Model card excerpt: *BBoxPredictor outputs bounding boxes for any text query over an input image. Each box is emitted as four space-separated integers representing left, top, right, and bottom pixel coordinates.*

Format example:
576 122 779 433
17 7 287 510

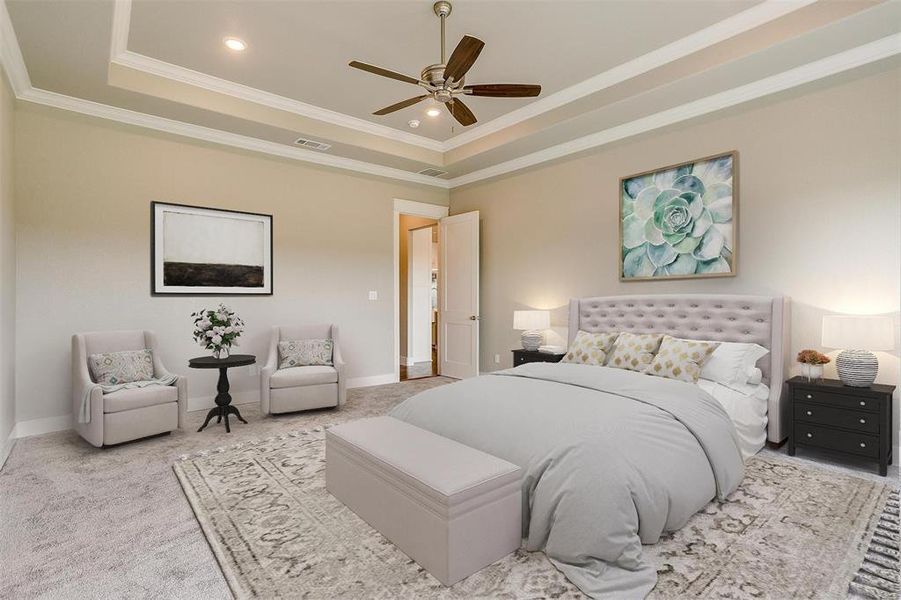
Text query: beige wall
449 67 900 446
14 103 447 424
0 68 15 454
398 214 437 361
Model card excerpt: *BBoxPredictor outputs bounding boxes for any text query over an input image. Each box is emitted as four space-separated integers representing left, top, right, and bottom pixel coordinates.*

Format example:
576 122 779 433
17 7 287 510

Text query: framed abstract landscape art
151 202 273 295
619 151 737 281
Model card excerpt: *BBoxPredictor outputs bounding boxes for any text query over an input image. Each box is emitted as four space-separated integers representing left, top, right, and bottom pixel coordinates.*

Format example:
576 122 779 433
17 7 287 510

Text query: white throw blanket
79 376 177 424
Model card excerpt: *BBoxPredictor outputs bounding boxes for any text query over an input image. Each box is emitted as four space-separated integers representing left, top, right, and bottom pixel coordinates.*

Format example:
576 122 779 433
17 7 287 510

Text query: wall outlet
368 290 378 300
494 354 500 364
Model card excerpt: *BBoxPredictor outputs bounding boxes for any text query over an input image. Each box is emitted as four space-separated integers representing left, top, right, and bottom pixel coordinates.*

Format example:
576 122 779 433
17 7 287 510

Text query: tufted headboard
568 294 791 443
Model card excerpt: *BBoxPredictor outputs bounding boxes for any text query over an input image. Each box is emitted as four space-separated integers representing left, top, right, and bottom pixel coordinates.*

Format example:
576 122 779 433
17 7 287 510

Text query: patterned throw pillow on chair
605 332 664 372
88 349 155 385
562 331 620 366
278 339 334 369
646 335 720 383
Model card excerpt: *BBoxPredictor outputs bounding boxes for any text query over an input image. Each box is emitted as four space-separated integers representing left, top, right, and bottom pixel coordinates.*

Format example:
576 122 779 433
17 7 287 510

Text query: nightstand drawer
512 350 564 366
792 389 879 412
794 402 878 434
793 424 879 458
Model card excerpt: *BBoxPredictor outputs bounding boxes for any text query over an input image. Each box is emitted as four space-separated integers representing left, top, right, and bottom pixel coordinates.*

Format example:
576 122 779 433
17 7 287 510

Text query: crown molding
109 1 444 153
448 34 901 188
3 0 896 192
112 50 448 154
441 0 817 151
109 0 131 58
0 0 30 95
18 87 450 189
108 0 815 157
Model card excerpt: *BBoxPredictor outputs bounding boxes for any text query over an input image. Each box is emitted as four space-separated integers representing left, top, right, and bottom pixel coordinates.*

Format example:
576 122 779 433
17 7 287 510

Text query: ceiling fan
349 1 541 127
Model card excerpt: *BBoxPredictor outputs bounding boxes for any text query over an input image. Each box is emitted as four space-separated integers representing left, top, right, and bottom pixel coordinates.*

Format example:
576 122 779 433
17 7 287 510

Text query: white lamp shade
821 315 894 351
513 310 550 331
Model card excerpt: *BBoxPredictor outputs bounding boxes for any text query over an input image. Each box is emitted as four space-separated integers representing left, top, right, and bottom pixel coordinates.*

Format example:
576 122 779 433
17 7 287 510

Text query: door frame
393 199 448 383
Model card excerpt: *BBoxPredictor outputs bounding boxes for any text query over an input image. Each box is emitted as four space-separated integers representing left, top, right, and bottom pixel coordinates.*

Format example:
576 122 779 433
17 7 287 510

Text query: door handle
469 315 480 320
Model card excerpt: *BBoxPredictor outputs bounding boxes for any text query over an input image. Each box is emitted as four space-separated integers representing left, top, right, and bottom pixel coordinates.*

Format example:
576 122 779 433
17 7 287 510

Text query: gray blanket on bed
389 362 744 598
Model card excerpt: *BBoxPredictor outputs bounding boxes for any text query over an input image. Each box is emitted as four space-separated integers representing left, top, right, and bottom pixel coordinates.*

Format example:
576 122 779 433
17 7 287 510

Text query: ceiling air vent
294 137 332 151
417 167 448 178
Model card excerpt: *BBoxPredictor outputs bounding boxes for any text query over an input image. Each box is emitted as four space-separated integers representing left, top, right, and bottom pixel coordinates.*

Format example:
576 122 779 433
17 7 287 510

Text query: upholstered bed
568 294 790 442
390 293 790 598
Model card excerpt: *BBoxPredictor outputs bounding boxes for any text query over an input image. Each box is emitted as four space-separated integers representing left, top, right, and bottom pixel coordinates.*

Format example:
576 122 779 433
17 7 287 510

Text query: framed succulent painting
619 151 737 281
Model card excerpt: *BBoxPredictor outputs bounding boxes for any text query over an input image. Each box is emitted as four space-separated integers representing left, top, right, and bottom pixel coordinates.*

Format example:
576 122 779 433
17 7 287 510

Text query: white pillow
746 367 763 386
699 342 769 387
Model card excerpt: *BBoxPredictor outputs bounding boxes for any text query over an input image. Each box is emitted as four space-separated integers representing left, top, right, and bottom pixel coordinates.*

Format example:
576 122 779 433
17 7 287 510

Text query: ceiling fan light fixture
223 37 247 52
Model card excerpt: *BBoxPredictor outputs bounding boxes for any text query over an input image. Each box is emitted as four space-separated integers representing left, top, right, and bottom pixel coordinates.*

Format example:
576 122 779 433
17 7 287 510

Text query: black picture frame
151 201 274 296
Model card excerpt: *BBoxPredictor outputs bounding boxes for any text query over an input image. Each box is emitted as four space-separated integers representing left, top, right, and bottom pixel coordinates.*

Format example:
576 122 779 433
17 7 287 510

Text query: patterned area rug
174 429 894 599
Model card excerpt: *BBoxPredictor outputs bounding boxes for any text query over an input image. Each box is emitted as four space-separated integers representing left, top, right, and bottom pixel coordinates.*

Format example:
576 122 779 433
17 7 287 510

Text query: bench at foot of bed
326 416 522 585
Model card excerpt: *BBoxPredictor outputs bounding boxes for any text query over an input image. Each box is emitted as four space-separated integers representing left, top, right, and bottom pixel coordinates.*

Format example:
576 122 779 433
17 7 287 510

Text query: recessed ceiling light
408 119 420 128
223 37 247 52
426 108 441 117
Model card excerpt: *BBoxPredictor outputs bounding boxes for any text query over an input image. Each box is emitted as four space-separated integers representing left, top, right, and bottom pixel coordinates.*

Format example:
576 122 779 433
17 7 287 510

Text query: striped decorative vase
520 331 543 351
835 349 878 387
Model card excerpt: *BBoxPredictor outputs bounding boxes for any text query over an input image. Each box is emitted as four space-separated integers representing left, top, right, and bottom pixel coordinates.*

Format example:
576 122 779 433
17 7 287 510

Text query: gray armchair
72 330 187 447
261 324 346 415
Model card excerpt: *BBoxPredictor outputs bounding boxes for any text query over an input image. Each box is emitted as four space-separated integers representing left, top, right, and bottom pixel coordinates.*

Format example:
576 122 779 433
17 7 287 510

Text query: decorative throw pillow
605 332 664 372
562 331 619 366
645 335 721 383
278 339 334 369
88 349 154 385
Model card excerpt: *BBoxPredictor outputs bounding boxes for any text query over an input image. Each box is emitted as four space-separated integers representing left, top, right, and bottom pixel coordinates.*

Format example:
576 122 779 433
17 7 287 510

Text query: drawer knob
806 433 812 438
860 442 866 448
860 419 866 424
806 394 812 399
860 401 866 407
806 411 812 416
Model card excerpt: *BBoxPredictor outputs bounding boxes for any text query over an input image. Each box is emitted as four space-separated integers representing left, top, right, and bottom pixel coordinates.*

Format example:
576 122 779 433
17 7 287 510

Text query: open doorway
399 216 439 381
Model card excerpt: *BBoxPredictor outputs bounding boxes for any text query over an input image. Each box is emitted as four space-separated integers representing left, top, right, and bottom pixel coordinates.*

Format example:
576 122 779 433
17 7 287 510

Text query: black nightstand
787 376 895 476
512 349 564 366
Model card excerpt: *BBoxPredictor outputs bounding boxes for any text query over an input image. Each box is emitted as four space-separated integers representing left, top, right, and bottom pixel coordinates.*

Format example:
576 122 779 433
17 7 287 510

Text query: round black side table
188 354 256 433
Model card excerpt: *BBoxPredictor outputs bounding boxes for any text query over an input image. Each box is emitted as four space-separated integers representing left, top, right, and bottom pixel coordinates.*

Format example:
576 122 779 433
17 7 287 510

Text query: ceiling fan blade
372 95 429 115
446 98 477 127
349 61 421 86
464 84 541 98
443 35 485 83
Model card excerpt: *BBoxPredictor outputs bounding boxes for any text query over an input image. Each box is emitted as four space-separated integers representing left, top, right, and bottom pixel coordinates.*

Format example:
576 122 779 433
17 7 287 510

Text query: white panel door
407 227 433 363
440 211 479 379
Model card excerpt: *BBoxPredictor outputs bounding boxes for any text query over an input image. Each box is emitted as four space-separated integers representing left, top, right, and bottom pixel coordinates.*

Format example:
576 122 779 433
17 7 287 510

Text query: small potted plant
192 303 245 359
797 349 830 382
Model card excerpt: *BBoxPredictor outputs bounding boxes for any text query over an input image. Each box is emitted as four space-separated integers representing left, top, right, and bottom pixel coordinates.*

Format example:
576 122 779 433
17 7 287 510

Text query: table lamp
513 310 550 351
821 315 894 387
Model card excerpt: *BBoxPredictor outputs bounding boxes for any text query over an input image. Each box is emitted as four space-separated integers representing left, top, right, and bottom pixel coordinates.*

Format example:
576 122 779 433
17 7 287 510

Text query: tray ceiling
3 0 899 187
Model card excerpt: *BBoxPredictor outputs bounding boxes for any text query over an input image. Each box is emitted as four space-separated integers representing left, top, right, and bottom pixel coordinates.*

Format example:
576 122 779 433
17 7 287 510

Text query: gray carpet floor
0 377 450 600
1 376 896 600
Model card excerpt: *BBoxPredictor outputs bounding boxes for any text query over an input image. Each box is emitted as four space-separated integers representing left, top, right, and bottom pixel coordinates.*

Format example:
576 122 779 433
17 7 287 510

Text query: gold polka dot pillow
605 332 664 372
645 335 720 383
562 331 620 366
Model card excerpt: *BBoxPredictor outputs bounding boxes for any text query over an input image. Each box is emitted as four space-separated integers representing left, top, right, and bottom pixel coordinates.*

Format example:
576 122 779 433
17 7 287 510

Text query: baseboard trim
399 356 415 367
6 373 405 442
12 414 73 439
348 373 397 388
0 430 15 471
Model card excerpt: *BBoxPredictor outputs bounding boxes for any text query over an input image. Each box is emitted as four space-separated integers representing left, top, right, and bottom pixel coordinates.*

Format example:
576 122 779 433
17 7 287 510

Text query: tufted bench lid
327 417 521 508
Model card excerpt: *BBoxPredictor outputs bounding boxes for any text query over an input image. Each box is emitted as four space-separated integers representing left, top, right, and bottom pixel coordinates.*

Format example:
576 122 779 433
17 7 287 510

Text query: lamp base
520 330 543 351
835 349 878 387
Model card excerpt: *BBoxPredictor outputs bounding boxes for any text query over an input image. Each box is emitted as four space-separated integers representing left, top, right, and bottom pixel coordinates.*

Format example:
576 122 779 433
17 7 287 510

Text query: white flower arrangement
192 303 245 358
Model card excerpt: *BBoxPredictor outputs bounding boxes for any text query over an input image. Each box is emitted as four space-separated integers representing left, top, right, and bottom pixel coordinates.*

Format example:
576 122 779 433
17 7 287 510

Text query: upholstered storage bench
326 416 522 586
